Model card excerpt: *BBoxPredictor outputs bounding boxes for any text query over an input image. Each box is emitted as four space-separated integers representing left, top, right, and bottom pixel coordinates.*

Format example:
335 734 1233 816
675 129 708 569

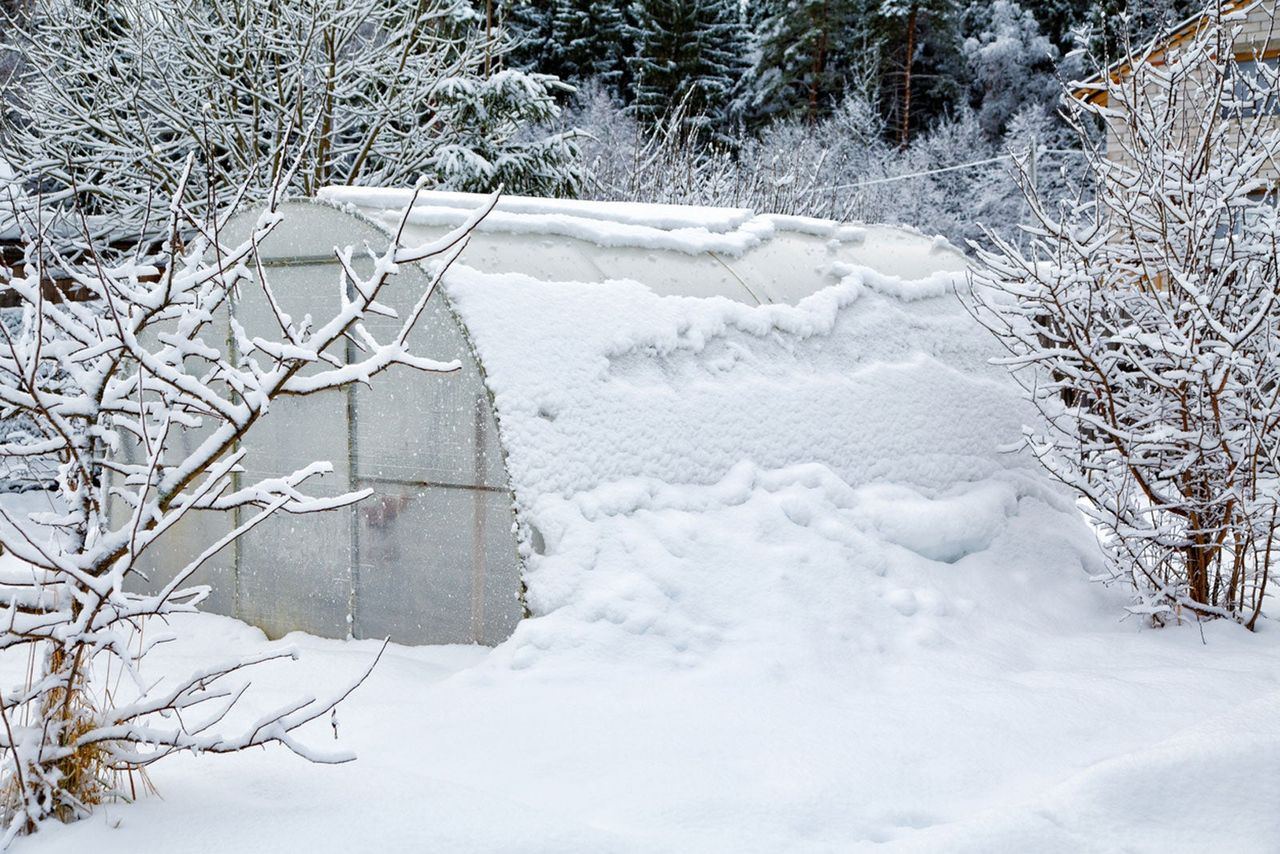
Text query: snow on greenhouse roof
304 188 1016 515
385 194 1076 677
317 188 967 304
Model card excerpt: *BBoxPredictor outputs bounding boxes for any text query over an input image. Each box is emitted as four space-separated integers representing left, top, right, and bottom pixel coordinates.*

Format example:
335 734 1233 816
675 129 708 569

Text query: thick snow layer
14 533 1280 852
11 197 1280 851
444 266 1021 512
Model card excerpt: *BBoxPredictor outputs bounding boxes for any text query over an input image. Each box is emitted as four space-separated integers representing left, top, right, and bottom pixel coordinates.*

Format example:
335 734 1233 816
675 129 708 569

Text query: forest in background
0 0 1210 247
491 0 1204 243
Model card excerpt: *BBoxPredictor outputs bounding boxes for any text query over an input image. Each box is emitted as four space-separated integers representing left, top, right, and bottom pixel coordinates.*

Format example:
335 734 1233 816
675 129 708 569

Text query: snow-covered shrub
567 82 1063 244
570 86 770 211
967 7 1280 625
0 163 487 838
0 0 578 249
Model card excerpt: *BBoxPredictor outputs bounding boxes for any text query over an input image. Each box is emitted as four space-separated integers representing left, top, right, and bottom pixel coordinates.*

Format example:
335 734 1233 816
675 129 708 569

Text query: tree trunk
899 3 918 148
808 1 831 122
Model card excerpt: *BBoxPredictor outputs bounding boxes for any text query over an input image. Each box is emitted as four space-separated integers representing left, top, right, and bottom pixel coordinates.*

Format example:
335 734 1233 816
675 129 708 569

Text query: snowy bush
967 7 1280 625
567 82 1072 245
0 0 578 250
0 163 487 838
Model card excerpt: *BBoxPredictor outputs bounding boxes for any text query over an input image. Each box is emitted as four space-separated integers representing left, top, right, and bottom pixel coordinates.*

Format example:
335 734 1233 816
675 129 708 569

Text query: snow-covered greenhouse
142 190 984 646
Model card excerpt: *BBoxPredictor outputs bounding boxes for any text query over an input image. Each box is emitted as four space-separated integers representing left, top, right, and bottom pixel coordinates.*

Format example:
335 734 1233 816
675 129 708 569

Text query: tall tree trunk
808 0 831 122
485 0 494 78
898 3 918 148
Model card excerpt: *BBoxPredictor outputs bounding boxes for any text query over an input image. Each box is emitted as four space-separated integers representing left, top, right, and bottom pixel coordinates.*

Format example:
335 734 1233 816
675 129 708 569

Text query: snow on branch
0 168 490 840
966 4 1280 627
0 0 576 252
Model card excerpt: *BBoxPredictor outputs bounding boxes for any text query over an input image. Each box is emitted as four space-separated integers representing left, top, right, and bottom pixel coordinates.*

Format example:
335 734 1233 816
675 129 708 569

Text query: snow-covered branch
966 6 1280 626
0 0 576 251
0 168 489 838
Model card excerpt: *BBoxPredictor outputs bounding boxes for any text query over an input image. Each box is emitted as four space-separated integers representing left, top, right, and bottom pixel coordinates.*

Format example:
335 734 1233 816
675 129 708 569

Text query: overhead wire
804 149 1084 194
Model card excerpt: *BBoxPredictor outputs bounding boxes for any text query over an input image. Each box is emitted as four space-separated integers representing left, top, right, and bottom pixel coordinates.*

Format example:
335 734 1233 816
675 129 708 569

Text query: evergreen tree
962 0 1058 137
554 0 630 96
878 0 965 147
500 0 556 72
739 0 875 125
628 0 748 133
1019 0 1097 55
502 0 630 100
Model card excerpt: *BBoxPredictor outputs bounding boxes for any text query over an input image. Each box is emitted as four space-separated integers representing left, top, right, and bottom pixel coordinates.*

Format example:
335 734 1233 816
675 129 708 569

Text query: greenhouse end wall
127 201 525 646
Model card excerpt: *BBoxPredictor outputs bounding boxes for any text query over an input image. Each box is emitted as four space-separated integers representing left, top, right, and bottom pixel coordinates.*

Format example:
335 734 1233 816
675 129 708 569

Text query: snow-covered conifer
961 0 1059 137
627 0 747 136
505 0 630 100
878 0 964 146
738 0 873 125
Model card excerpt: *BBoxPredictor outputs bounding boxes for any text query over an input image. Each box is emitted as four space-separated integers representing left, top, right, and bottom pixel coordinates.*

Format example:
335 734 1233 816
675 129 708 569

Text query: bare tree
966 5 1280 626
0 0 575 250
0 159 491 838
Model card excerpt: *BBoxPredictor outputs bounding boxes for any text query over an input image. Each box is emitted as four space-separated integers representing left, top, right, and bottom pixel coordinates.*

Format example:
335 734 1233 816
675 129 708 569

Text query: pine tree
961 0 1058 138
554 0 630 96
502 0 630 100
740 0 875 125
1019 0 1096 54
500 0 555 72
628 0 748 133
877 0 964 147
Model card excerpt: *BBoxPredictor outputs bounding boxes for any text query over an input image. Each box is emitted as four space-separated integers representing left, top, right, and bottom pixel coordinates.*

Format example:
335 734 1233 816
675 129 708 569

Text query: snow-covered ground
16 566 1280 852
10 200 1280 852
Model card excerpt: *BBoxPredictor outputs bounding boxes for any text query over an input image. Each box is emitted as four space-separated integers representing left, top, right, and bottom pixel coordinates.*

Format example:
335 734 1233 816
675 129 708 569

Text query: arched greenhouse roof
317 188 969 305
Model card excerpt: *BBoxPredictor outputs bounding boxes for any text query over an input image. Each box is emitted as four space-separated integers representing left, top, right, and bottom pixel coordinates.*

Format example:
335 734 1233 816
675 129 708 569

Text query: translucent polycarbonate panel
350 192 975 308
105 460 236 617
583 241 759 302
198 200 526 645
353 481 521 645
233 263 349 376
450 230 605 285
839 225 968 280
355 291 507 489
222 201 382 265
233 383 353 640
236 499 354 639
239 386 351 483
231 244 357 640
135 508 237 616
718 234 841 305
111 335 239 617
395 222 762 303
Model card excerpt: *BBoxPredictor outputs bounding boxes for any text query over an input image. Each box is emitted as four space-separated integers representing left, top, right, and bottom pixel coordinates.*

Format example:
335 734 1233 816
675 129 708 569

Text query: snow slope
11 198 1280 852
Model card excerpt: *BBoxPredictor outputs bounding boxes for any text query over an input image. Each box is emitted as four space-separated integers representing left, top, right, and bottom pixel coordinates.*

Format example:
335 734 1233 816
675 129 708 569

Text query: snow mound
432 213 1105 672
496 462 1094 673
446 270 1027 505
